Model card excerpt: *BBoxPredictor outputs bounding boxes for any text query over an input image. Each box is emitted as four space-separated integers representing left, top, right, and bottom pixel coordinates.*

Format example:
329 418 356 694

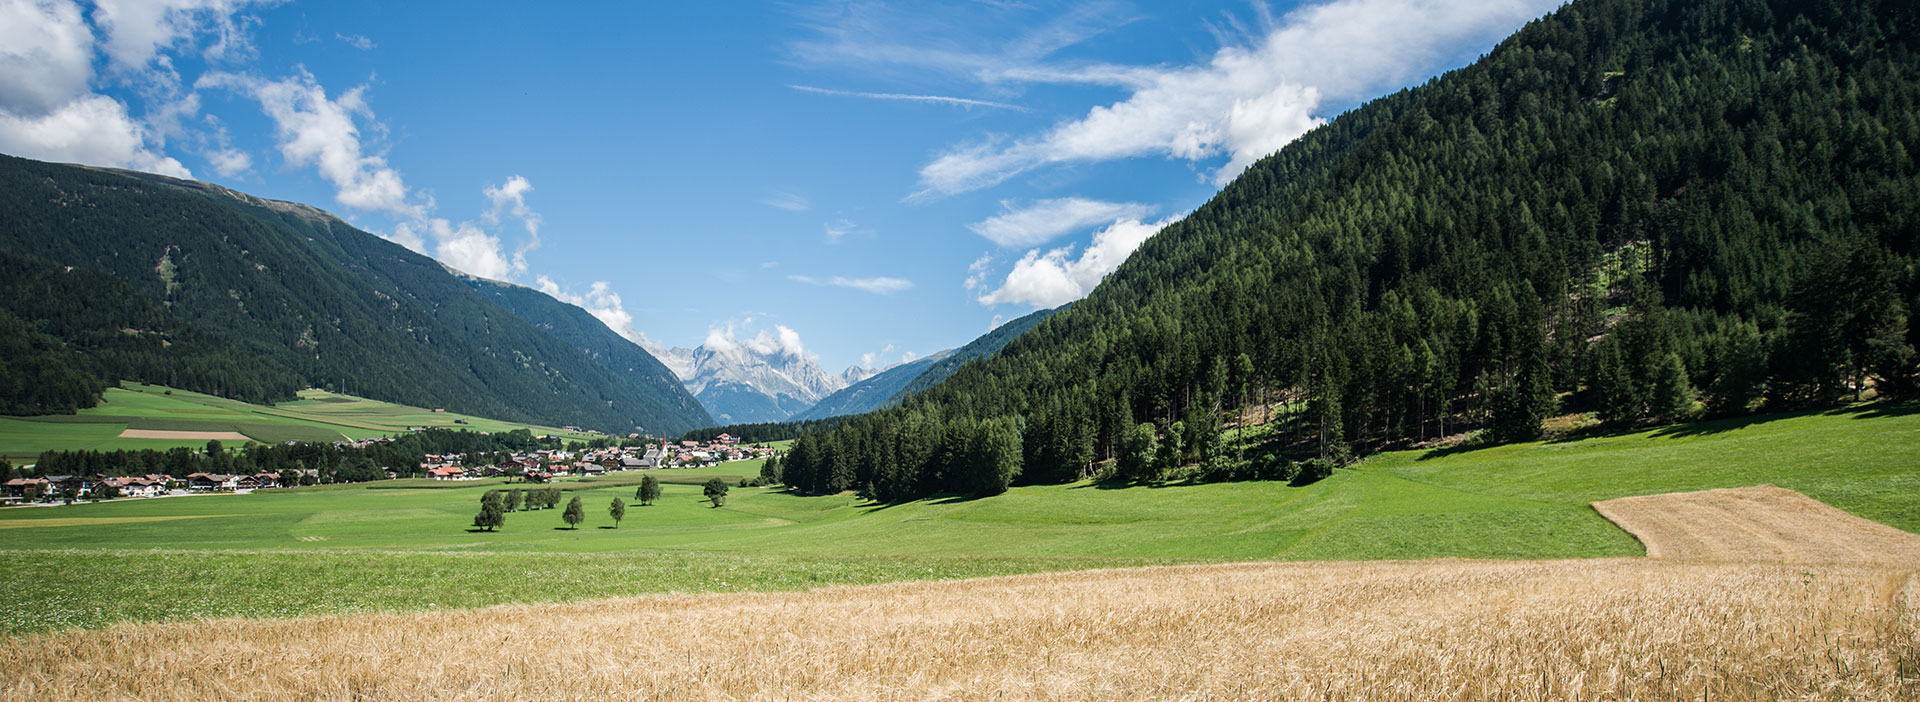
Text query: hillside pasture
0 383 601 459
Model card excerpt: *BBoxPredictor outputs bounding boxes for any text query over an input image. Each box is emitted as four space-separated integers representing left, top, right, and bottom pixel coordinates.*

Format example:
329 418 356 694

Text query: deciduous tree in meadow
562 496 585 529
638 475 660 506
702 478 729 508
473 490 505 532
609 497 626 528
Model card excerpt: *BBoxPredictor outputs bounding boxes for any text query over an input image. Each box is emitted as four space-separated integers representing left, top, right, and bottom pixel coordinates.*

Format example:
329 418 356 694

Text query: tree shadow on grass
463 528 495 533
596 526 618 530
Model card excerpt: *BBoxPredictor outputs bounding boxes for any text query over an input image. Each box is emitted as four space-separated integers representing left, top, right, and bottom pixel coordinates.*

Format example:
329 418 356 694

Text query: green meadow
0 403 1915 635
0 383 601 460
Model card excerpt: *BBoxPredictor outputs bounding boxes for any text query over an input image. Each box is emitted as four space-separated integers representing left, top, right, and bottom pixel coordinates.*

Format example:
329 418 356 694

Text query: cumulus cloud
0 0 95 116
704 322 809 359
914 0 1558 196
978 215 1177 307
484 174 542 271
967 197 1154 248
204 70 418 217
0 0 191 177
859 343 895 370
536 276 656 348
0 93 192 176
91 0 269 74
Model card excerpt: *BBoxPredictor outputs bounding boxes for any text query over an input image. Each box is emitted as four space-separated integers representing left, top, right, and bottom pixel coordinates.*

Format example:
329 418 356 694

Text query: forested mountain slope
463 277 714 433
792 352 950 421
0 155 712 434
794 306 1062 421
781 0 1920 502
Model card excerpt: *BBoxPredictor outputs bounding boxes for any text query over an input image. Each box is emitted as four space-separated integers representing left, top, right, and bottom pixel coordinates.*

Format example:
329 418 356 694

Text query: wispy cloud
967 197 1154 248
889 0 1561 197
764 191 811 212
831 276 913 294
790 85 1025 112
824 218 860 240
791 273 914 295
335 32 374 50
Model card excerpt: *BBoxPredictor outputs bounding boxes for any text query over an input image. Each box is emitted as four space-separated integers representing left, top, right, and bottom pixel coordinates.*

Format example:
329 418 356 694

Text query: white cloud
790 273 914 295
830 276 913 294
0 0 95 117
484 174 542 272
536 276 657 349
967 197 1154 248
764 191 810 212
859 343 895 369
204 70 419 217
963 253 992 294
0 94 191 177
978 215 1177 307
703 322 809 359
824 218 858 240
205 143 250 175
790 84 1025 111
335 32 374 50
0 0 189 177
91 0 269 75
915 0 1558 196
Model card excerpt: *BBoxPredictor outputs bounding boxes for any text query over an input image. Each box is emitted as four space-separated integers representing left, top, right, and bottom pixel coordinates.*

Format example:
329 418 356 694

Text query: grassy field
0 403 1915 635
0 383 602 460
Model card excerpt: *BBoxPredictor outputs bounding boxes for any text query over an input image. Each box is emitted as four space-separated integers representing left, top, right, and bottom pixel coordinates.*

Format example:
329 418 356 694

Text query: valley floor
0 403 1915 636
1 405 1916 698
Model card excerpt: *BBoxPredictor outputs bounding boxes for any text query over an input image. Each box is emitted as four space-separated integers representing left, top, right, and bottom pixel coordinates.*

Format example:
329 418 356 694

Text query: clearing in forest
1592 485 1920 566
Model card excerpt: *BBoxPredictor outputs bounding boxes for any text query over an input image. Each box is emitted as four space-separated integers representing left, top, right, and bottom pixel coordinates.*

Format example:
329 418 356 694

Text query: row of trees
763 0 1920 502
471 478 727 531
21 428 562 484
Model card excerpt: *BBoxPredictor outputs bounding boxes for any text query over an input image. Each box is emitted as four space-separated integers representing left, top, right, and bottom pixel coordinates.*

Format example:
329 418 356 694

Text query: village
0 434 770 505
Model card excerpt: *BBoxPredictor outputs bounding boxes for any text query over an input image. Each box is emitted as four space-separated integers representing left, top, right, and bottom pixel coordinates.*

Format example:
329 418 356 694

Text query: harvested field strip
114 429 250 441
4 559 1914 701
1593 485 1920 565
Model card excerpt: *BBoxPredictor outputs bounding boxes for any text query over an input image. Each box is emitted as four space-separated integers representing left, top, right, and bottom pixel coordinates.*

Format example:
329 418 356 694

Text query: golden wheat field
1592 485 1920 565
2 557 1914 701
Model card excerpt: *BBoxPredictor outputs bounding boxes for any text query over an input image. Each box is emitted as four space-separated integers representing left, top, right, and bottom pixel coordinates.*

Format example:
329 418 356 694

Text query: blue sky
1 0 1561 372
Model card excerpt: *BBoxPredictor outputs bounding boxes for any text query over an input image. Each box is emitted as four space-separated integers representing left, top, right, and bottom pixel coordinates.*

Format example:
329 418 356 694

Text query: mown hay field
4 558 1914 701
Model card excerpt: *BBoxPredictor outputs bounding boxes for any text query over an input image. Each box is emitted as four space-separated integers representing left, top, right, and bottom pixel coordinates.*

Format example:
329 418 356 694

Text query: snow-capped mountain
651 340 849 425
